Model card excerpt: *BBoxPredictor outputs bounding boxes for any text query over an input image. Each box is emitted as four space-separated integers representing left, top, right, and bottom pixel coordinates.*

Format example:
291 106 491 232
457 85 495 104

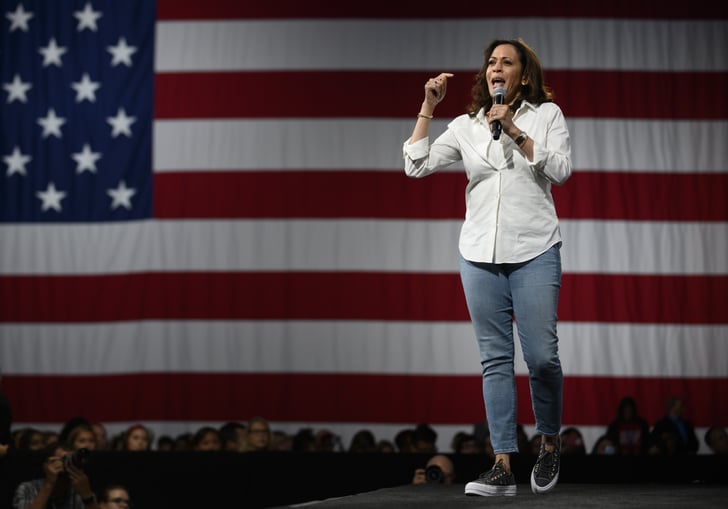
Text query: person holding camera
12 443 99 509
411 454 455 485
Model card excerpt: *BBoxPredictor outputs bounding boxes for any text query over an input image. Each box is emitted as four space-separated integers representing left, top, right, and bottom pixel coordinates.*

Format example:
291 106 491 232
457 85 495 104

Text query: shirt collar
475 99 538 126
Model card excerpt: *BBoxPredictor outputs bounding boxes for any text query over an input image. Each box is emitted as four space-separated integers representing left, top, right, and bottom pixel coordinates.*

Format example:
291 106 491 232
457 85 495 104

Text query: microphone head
493 86 506 103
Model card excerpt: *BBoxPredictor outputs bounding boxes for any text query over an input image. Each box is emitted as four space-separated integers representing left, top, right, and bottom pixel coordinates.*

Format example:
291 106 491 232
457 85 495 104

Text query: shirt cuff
403 137 430 160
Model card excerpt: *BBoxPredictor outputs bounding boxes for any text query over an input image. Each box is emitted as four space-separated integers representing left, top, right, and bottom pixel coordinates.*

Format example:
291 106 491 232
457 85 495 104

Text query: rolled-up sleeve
403 129 461 178
528 104 572 185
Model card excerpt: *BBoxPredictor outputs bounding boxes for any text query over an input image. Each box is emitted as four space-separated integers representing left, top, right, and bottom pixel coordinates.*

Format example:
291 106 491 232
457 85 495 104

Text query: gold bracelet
417 112 433 119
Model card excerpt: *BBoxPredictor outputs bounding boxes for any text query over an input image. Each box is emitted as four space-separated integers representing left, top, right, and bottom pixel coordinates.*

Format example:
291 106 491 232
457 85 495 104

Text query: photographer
12 443 99 509
411 454 455 485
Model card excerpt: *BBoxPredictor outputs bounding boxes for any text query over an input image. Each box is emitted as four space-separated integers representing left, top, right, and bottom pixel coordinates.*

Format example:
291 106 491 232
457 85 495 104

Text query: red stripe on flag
1 273 726 324
154 171 467 219
5 373 726 427
156 0 728 20
552 171 728 222
154 71 728 120
154 171 728 222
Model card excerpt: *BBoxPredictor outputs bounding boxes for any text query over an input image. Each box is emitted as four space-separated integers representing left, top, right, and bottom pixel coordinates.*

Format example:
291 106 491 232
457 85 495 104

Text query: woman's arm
408 73 454 145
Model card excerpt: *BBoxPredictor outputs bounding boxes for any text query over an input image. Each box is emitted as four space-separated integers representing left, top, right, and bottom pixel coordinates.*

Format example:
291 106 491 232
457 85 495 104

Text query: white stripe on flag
2 321 726 378
1 220 725 275
155 19 728 72
153 119 728 173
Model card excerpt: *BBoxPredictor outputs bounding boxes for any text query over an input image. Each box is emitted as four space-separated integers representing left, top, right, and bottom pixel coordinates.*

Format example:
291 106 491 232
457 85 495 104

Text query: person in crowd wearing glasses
240 416 271 452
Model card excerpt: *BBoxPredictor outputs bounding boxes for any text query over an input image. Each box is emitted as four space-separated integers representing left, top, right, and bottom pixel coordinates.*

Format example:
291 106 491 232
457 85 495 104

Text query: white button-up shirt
403 100 572 264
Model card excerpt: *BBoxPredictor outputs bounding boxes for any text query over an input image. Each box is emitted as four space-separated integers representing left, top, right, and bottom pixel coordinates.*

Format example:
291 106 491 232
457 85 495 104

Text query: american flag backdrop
1 0 727 452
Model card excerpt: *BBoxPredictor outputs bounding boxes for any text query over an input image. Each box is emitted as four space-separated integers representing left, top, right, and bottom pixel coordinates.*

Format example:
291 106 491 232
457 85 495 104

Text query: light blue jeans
459 244 563 454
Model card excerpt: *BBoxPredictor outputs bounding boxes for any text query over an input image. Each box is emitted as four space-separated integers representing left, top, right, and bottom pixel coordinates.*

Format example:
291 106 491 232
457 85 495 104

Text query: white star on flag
73 2 102 32
5 3 33 32
71 143 102 174
106 108 136 138
37 108 67 138
3 146 32 176
107 180 137 210
39 38 68 67
71 73 101 103
3 74 32 103
107 37 137 67
36 182 67 212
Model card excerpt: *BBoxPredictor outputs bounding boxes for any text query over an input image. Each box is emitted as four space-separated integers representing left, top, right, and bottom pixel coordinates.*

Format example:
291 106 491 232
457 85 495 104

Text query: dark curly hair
467 38 553 116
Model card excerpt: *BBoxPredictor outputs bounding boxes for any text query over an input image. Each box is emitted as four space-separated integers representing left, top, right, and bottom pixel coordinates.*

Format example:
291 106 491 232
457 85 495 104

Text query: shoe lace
479 460 503 480
535 446 559 477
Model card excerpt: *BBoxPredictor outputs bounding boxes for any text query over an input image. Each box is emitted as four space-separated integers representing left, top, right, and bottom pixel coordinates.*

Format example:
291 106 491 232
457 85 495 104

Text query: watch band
514 131 528 146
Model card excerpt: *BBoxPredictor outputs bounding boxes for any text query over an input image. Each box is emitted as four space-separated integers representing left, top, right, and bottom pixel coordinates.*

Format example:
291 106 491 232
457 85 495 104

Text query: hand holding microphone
490 86 506 140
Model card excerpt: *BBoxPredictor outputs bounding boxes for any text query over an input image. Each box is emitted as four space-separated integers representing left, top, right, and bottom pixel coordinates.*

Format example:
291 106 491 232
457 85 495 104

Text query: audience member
412 424 437 453
121 424 152 452
348 430 377 453
394 428 416 453
58 418 91 448
219 422 246 452
270 430 293 451
559 427 586 455
173 433 193 451
647 428 680 456
156 435 174 451
704 426 728 455
412 454 455 485
650 396 699 455
12 443 99 509
376 440 395 453
43 431 60 448
240 417 271 452
315 429 340 452
91 423 109 451
451 432 481 454
98 484 132 509
192 426 222 451
606 396 650 455
66 424 97 451
291 428 317 452
17 428 45 452
591 435 619 455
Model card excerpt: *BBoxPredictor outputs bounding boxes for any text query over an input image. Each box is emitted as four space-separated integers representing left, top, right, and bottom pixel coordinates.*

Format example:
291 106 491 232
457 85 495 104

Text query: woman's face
74 430 96 451
196 432 221 451
485 44 525 103
126 428 149 451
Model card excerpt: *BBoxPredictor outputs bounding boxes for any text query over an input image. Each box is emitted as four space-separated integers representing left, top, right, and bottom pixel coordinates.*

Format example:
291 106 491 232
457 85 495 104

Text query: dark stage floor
283 483 728 508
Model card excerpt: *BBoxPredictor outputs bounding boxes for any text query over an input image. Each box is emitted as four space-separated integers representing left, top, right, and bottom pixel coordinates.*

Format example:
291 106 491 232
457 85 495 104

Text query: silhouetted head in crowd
705 426 728 455
413 423 437 453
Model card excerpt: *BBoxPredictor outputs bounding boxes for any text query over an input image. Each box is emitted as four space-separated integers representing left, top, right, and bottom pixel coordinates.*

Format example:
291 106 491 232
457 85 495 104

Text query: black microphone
492 86 505 140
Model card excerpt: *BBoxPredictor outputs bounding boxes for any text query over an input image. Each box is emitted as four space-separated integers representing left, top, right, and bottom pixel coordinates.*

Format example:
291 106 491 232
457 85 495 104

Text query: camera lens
425 465 445 484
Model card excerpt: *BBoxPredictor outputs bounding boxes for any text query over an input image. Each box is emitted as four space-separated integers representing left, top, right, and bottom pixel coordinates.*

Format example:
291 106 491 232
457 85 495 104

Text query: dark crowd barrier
2 451 727 509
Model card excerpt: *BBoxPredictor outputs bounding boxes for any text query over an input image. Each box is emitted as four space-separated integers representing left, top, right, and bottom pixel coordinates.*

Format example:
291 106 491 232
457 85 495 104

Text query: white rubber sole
465 481 517 497
530 469 559 494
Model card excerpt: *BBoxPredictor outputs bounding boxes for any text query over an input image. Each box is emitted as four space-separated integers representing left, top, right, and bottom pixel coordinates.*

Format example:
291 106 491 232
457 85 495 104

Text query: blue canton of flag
1 0 154 222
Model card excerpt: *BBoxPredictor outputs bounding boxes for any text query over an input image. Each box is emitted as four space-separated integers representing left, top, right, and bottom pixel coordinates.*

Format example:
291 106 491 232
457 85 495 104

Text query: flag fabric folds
1 1 727 451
